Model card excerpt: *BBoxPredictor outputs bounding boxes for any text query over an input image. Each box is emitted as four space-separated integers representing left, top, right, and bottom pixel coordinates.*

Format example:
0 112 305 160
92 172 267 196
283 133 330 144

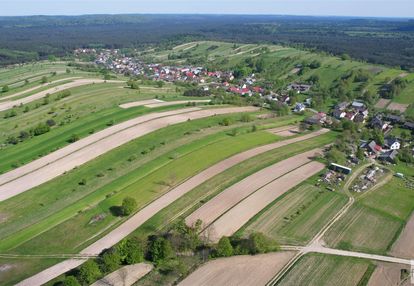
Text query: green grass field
324 176 414 254
277 253 373 286
244 184 348 245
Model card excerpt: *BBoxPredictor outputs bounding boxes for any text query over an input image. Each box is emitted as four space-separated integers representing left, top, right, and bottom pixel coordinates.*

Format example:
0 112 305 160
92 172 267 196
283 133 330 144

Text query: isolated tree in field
2 85 9 93
77 260 101 285
121 197 137 216
216 237 233 257
41 76 48 84
63 276 80 286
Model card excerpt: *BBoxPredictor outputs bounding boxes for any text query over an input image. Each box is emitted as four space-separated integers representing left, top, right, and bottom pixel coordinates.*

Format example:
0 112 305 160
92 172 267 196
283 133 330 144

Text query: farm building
330 163 352 175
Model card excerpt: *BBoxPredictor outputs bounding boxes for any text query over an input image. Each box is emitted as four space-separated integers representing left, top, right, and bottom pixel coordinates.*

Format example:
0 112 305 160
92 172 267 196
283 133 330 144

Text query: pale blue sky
1 0 413 18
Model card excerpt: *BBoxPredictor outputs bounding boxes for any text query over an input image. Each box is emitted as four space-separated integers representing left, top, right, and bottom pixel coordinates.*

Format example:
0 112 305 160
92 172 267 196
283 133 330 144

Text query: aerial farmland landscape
0 1 413 286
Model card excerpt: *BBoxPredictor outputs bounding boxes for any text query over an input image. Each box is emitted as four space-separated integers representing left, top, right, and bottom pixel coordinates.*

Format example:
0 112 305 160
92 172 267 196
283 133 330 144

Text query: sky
0 0 413 18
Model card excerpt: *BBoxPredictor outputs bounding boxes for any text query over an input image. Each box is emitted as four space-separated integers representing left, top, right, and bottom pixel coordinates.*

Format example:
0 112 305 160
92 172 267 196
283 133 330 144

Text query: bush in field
62 276 80 286
99 248 121 273
220 117 233 126
2 85 9 93
247 232 280 254
240 114 253 122
215 237 233 257
41 76 48 84
32 123 50 136
46 119 56 126
68 134 80 143
118 237 146 264
77 260 101 285
121 197 137 216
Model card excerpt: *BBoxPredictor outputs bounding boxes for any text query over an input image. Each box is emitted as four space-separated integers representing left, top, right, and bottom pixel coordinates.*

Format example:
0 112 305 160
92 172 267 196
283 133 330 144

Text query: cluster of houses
371 113 414 134
360 137 401 163
332 101 369 123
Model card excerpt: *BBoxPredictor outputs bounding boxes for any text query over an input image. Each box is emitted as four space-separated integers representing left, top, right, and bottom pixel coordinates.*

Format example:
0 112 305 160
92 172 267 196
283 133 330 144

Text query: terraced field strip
204 161 326 242
16 129 329 286
0 106 257 201
0 77 82 101
0 79 124 112
119 99 211 109
178 252 296 286
186 149 320 229
92 263 153 286
390 212 414 259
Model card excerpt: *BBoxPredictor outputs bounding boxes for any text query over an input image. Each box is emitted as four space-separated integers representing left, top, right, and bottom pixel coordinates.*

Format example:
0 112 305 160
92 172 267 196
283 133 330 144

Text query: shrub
216 237 233 257
121 197 137 216
78 179 87 186
2 85 9 93
148 237 175 264
68 134 80 143
46 119 56 126
118 237 145 264
99 249 121 273
240 114 253 122
62 276 80 286
77 260 101 285
32 123 50 136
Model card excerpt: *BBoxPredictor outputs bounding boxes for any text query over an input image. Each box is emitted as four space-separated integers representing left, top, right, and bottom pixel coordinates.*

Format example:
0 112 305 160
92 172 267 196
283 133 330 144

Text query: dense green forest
0 15 413 68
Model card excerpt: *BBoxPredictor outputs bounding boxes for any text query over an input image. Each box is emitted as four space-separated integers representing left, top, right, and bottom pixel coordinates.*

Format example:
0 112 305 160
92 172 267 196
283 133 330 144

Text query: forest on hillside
0 15 413 69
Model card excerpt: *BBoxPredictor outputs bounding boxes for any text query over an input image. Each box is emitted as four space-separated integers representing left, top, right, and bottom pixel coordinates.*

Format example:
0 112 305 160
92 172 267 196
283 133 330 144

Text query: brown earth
178 252 296 286
91 263 153 286
204 161 326 242
390 212 414 259
367 262 411 286
374 99 391 109
387 102 409 113
186 148 321 228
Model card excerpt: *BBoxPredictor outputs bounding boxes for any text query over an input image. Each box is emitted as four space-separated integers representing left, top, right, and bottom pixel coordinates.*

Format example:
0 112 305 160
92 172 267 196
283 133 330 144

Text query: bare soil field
374 99 391 109
390 212 414 259
204 161 325 242
178 252 296 286
0 106 257 201
266 125 299 137
0 79 123 112
186 148 321 228
92 263 153 286
368 262 411 286
16 129 329 286
119 99 162 108
387 102 409 113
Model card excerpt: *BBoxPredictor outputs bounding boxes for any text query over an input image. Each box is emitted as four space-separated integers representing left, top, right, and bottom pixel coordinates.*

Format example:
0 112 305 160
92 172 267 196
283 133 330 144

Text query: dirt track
15 129 329 286
120 99 211 109
186 149 321 228
178 252 296 286
390 212 414 259
0 79 123 112
0 106 257 201
204 161 325 242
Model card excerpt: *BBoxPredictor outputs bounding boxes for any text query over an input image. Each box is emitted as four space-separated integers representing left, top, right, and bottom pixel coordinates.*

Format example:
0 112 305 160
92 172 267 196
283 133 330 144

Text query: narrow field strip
0 79 123 112
0 106 257 201
119 99 211 109
204 161 326 242
119 99 163 108
178 252 296 286
0 77 82 101
15 130 329 286
186 148 320 229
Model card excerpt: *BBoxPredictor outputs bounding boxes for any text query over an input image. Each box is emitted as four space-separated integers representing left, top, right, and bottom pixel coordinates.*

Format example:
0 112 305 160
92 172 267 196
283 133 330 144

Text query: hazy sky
1 0 413 18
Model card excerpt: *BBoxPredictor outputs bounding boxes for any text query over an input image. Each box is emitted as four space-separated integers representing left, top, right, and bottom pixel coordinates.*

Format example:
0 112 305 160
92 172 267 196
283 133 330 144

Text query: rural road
0 106 257 201
0 78 123 112
15 129 329 286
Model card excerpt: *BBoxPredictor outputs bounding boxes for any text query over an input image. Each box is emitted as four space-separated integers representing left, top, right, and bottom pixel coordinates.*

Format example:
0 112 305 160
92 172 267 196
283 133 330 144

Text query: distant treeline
0 15 413 68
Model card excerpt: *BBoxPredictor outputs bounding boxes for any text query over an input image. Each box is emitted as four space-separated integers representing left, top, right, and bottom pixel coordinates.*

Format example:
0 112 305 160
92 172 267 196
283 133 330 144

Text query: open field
92 263 153 286
0 79 124 112
0 106 257 201
8 130 334 285
244 185 348 245
390 213 414 259
186 148 322 229
179 252 296 286
0 113 278 253
277 253 373 286
204 161 326 242
324 176 414 254
367 262 411 286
